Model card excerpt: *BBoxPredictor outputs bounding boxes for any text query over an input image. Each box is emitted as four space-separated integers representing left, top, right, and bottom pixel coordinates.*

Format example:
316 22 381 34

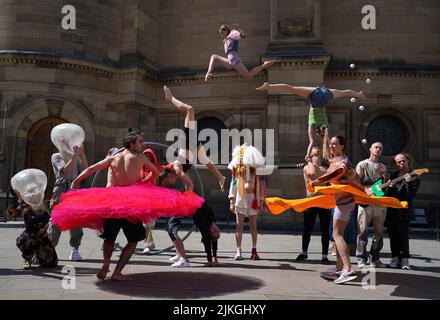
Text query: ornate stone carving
278 18 313 37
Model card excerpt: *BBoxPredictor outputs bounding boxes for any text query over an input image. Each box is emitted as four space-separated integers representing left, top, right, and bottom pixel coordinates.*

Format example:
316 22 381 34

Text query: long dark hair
333 135 346 151
328 135 347 161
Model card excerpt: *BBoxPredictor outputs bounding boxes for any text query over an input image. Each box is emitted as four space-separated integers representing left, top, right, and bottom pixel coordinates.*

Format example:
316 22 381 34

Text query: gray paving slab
1 223 439 300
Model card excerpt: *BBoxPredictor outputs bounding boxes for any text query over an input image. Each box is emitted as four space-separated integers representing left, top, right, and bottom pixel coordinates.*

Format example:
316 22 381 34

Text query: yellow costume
265 184 408 215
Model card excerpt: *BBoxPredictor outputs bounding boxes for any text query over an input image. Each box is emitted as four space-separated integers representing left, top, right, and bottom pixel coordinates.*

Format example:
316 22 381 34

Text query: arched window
365 115 409 156
196 116 226 158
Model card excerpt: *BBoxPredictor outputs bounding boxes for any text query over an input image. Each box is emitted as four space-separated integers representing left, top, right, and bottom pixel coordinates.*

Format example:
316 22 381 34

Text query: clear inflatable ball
51 123 85 157
11 169 47 207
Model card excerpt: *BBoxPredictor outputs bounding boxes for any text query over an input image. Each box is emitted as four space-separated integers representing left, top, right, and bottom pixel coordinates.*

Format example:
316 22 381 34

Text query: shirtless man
296 146 331 264
71 129 159 281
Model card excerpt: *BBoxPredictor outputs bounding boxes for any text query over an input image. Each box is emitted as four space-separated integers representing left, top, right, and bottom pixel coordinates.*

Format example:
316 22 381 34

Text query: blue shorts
308 87 334 109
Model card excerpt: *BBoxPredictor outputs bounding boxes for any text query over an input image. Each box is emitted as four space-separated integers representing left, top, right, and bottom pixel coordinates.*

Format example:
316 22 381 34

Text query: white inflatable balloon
11 169 47 207
228 144 266 170
51 123 85 157
243 146 266 168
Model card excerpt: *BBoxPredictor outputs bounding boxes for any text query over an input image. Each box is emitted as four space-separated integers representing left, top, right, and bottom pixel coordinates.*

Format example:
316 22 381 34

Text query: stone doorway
26 118 65 198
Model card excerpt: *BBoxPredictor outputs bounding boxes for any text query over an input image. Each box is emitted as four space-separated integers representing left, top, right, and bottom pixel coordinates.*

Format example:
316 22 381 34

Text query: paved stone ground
1 222 439 300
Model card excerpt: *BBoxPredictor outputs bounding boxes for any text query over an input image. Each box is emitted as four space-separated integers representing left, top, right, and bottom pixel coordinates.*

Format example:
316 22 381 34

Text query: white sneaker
234 248 243 260
171 258 190 268
31 255 39 266
389 257 400 268
22 260 31 270
334 270 357 284
370 259 386 268
169 254 180 263
142 247 151 254
401 258 411 270
144 242 155 250
69 249 83 261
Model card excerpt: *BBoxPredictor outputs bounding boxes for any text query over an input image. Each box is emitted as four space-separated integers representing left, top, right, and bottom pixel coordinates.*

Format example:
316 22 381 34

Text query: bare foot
111 273 131 281
218 175 226 192
357 91 367 100
205 73 213 82
256 82 270 91
96 264 110 280
263 60 277 68
163 85 173 101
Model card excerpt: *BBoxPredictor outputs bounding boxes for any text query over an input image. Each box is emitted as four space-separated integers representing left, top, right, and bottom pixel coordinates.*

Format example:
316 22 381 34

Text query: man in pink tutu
71 129 159 281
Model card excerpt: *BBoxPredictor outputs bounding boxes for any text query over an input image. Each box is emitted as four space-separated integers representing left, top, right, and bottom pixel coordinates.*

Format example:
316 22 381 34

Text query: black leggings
192 202 218 262
386 209 410 259
201 234 218 262
302 207 331 255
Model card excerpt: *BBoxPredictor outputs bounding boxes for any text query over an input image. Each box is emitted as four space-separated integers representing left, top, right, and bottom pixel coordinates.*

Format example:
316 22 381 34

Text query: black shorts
100 218 145 243
167 217 182 241
181 127 202 172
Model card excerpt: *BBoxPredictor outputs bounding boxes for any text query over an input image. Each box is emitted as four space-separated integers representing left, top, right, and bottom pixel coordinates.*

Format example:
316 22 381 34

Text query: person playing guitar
386 153 424 271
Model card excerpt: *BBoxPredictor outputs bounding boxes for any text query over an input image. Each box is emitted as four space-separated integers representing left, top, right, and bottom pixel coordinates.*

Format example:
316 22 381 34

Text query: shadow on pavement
96 271 264 299
375 271 440 299
0 267 64 281
60 257 308 271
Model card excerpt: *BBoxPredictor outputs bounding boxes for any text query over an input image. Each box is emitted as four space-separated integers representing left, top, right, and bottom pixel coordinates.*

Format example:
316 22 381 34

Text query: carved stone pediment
270 0 321 41
278 18 313 37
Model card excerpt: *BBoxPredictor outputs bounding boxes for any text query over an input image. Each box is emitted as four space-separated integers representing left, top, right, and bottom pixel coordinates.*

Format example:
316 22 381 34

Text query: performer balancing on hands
164 85 226 192
257 82 367 161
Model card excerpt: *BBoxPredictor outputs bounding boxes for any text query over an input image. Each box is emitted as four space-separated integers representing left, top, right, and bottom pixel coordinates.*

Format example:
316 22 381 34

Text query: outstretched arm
172 161 193 191
232 23 246 38
305 127 315 160
71 157 113 189
330 89 367 100
256 82 315 98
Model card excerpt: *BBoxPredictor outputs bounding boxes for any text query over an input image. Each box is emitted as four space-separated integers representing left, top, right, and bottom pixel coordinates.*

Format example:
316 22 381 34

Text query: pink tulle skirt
51 183 205 231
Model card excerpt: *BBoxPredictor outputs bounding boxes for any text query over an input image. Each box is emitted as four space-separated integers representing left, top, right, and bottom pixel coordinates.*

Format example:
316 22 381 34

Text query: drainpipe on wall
0 98 7 155
4 98 18 212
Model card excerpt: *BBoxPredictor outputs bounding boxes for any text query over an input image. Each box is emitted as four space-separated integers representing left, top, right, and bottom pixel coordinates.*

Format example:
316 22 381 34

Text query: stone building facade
1 0 439 229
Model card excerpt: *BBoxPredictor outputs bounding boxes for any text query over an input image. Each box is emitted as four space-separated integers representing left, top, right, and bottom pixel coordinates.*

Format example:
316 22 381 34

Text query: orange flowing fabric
265 184 408 215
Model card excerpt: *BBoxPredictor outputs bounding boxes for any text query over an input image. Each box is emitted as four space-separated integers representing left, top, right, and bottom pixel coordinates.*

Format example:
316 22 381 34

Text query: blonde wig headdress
228 144 265 199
